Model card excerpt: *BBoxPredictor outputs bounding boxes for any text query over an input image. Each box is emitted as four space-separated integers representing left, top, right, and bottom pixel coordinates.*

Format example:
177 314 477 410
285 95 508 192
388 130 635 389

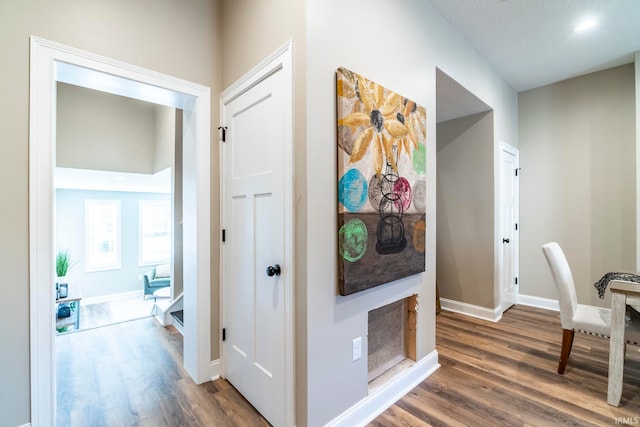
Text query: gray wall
0 1 220 425
437 111 495 309
56 189 171 299
519 64 636 308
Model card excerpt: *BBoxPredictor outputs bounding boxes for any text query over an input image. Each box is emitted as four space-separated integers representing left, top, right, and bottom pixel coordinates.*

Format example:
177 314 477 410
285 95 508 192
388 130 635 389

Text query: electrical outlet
352 337 362 362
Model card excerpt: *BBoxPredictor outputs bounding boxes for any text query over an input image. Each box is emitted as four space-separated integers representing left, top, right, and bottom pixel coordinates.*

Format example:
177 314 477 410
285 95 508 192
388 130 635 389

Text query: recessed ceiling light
574 18 597 33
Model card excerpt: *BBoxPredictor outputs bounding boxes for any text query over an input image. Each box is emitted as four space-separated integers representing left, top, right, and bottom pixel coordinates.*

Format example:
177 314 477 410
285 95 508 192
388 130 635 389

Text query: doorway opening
54 83 178 334
29 37 211 424
435 68 511 320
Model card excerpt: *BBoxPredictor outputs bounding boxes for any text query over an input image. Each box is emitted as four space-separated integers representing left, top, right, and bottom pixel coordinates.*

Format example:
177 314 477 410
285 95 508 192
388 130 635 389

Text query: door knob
266 264 281 277
503 238 510 243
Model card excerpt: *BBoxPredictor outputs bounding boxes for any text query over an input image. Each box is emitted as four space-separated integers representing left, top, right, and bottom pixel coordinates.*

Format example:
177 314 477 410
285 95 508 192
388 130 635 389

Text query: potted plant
56 250 77 285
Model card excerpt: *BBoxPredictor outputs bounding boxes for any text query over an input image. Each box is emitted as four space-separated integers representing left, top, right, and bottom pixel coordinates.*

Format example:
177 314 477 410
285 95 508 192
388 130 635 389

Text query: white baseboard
210 359 221 381
17 423 31 427
440 298 502 322
518 294 559 311
325 350 439 427
82 289 143 305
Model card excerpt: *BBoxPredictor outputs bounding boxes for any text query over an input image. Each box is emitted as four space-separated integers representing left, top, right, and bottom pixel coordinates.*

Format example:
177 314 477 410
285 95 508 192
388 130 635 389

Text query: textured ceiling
430 0 640 92
436 69 491 123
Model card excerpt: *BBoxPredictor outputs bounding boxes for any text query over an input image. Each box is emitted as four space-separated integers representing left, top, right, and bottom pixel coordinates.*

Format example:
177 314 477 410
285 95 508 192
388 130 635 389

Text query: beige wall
0 1 220 424
57 83 156 173
154 105 176 173
519 64 636 308
221 0 308 424
305 0 516 424
437 111 495 309
173 110 184 297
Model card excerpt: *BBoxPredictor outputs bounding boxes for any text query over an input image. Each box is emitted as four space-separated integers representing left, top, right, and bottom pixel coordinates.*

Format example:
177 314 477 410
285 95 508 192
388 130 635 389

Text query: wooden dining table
607 280 640 406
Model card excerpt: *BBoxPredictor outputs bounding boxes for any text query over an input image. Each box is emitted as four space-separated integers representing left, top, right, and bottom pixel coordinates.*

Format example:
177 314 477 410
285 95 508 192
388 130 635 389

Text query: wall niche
368 294 418 388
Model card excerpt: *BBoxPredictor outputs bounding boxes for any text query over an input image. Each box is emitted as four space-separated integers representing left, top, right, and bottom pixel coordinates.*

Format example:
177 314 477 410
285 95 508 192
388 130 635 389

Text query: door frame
497 141 519 312
29 36 211 425
219 40 294 426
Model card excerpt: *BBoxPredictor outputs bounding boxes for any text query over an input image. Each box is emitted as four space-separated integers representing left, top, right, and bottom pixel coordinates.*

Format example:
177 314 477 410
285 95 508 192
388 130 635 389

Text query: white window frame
84 199 121 272
138 199 172 266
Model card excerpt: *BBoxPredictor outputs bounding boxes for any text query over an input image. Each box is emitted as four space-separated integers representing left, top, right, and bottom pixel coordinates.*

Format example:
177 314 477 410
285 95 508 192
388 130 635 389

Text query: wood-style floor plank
371 305 640 426
56 317 270 427
57 305 640 426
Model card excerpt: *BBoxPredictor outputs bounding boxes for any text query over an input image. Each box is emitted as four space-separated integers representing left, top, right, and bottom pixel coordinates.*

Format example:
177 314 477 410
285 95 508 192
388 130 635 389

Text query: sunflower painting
337 67 426 296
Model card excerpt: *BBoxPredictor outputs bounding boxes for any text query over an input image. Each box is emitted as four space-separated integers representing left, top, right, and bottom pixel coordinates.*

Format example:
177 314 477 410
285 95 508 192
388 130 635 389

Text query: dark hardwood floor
371 305 640 426
56 317 270 427
56 305 640 426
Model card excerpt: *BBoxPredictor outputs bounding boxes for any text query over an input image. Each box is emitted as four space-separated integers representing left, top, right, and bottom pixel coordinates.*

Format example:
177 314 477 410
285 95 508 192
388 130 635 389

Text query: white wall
56 189 170 299
519 64 636 308
306 0 517 424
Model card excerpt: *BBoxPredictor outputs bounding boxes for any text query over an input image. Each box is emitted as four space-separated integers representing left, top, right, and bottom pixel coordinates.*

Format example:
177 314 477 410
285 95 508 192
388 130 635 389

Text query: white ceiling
429 0 640 92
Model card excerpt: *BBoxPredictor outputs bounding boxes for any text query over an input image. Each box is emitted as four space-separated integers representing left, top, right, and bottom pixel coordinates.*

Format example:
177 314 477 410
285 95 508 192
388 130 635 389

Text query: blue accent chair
143 266 171 299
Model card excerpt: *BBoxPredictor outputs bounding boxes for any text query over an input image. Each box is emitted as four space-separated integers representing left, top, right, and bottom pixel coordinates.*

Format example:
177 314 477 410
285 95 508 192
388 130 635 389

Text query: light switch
352 337 362 362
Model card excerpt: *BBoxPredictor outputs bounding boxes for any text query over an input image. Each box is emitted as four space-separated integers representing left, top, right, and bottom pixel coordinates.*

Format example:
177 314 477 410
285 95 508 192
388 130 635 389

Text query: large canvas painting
337 67 426 296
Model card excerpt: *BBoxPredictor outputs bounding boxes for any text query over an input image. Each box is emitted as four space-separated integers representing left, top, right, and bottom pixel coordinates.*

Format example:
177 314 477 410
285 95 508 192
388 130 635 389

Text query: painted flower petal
381 93 402 116
374 83 384 106
406 121 419 149
350 127 374 163
384 120 409 138
373 132 384 176
357 76 375 113
339 112 370 128
403 100 416 117
338 79 357 98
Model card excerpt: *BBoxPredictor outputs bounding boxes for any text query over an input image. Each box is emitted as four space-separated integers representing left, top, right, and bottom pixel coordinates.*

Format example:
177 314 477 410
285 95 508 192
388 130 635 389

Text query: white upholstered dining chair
541 242 640 374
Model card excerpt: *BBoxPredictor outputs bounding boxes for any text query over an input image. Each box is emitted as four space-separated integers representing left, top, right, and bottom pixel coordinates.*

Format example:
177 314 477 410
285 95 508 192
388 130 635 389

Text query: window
139 199 171 266
85 199 121 272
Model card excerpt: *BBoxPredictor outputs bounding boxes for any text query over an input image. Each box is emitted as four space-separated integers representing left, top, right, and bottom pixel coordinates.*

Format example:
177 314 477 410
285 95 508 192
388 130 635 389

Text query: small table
56 294 82 331
607 280 640 406
153 287 171 301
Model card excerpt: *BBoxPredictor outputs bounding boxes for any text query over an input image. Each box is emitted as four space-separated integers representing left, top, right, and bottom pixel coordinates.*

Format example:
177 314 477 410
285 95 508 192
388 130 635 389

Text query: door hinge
515 277 518 285
222 229 226 242
222 328 226 341
515 167 521 176
515 223 518 231
217 126 227 142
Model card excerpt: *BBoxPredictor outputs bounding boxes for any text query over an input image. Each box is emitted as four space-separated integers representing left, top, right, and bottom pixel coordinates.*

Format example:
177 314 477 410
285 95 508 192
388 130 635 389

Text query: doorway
54 83 176 333
499 142 519 312
29 37 211 424
435 68 514 320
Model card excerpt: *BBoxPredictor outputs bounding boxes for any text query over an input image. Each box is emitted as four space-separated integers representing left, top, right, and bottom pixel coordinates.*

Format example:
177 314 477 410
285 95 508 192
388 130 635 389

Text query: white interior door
500 143 519 312
221 44 292 427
